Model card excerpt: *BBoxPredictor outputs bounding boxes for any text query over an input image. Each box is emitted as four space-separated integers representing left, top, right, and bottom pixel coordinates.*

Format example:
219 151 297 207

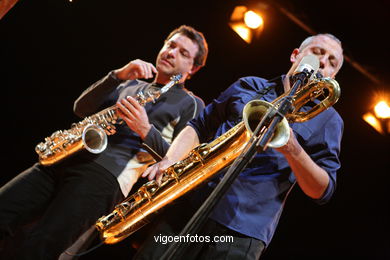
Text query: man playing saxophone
0 25 208 259
138 33 344 259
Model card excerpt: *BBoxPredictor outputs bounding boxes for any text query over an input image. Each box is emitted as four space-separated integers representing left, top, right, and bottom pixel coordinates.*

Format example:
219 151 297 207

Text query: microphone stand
257 72 308 151
161 71 311 260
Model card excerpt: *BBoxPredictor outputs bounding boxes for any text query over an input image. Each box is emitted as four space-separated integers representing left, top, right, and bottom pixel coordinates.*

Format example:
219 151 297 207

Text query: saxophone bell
82 124 108 154
243 100 290 148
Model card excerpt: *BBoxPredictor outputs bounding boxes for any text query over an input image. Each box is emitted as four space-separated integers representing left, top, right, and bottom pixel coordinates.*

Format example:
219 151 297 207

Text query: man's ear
189 65 201 76
290 48 300 63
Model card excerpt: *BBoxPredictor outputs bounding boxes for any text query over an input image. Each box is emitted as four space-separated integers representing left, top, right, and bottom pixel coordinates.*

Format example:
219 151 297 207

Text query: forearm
141 125 170 161
283 145 329 199
74 72 121 117
165 126 200 163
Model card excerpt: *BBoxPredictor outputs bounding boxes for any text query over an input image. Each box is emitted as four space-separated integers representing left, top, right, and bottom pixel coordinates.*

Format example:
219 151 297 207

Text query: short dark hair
299 33 343 51
165 25 208 68
299 33 344 68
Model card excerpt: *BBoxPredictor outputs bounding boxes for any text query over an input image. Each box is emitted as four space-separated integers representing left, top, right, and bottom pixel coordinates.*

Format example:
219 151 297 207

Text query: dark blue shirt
187 76 343 245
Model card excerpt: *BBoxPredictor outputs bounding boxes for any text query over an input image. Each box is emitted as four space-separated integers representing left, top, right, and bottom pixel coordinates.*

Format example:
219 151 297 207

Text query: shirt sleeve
173 95 205 139
188 77 267 143
142 94 205 161
73 71 123 117
308 110 344 204
141 125 170 161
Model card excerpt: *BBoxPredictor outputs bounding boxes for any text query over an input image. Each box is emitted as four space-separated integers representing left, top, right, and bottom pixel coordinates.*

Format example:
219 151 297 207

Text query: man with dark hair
165 25 208 69
0 25 208 259
140 33 344 259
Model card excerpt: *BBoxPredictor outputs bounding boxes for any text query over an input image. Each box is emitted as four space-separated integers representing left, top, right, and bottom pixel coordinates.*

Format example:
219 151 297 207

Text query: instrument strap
245 75 280 102
251 85 274 101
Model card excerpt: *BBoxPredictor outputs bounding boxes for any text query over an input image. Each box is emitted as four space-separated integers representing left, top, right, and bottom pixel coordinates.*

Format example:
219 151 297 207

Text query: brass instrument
95 77 340 244
36 74 182 166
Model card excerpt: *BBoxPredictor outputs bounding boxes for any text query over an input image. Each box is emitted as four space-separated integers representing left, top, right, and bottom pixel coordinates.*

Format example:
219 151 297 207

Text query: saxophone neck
137 74 183 105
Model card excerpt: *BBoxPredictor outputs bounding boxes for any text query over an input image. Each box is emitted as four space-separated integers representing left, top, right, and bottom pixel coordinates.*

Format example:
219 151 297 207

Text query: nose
318 55 328 69
167 47 178 58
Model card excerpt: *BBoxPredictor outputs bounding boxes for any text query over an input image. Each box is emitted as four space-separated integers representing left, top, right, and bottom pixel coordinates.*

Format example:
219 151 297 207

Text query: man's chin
158 67 180 77
157 64 173 73
157 60 174 69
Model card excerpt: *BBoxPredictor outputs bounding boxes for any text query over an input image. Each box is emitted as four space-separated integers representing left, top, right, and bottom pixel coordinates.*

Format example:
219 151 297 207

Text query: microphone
277 54 319 117
292 54 320 84
256 57 318 150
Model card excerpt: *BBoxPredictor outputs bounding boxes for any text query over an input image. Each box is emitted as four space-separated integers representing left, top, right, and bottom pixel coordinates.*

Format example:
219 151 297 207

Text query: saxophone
95 76 341 244
35 74 182 166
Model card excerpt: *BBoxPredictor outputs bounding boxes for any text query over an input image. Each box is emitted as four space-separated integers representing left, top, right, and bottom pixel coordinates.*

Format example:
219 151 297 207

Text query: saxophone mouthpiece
160 74 183 94
315 71 323 79
171 73 182 83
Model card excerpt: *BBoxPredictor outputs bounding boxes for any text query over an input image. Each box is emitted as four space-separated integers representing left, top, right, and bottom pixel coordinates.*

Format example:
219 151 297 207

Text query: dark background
1 0 389 259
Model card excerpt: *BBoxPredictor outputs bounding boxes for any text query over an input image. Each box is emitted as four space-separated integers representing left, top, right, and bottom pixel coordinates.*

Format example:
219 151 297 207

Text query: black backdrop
1 0 389 259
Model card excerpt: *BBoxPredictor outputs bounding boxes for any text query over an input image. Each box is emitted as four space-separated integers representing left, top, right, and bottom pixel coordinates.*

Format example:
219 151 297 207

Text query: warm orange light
230 24 252 43
230 6 247 21
363 112 384 134
229 5 265 44
244 11 264 29
374 101 390 119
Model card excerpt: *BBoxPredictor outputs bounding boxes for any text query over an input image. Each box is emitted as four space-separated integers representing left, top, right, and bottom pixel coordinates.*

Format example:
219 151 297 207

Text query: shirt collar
267 75 286 96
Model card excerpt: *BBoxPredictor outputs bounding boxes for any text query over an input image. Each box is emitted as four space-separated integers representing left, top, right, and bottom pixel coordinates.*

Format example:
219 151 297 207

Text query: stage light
230 24 251 43
374 101 390 118
363 99 390 135
244 11 264 29
229 5 266 44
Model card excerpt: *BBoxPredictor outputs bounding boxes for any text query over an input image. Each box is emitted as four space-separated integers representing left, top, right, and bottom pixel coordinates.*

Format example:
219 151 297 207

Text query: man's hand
115 59 157 80
117 96 151 139
142 158 174 185
275 127 329 199
274 128 303 156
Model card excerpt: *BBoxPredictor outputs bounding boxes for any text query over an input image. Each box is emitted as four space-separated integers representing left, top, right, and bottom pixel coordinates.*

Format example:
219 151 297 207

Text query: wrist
282 144 304 160
140 124 152 140
110 70 124 81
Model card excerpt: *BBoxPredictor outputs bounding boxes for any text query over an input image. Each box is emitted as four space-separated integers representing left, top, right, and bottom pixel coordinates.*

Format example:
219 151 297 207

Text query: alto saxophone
96 76 341 244
35 74 182 166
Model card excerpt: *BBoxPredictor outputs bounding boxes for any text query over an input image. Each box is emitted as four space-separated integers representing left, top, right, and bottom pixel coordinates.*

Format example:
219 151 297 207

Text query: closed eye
180 49 191 58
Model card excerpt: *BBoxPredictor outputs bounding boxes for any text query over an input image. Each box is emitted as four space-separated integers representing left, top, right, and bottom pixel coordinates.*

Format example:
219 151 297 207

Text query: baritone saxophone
96 76 341 244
